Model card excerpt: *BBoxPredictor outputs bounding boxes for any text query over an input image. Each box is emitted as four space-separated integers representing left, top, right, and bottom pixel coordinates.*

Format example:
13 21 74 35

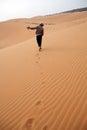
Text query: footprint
43 125 47 130
18 118 34 130
35 52 40 64
35 100 41 106
36 61 38 63
36 53 39 57
24 118 34 130
42 81 45 84
38 56 40 59
35 100 44 114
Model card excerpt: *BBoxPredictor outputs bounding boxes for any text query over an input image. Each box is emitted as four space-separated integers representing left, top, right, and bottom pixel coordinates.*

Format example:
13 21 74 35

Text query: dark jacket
30 25 44 36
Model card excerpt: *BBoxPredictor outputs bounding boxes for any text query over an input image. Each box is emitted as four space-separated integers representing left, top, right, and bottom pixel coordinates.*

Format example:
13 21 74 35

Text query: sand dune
0 20 34 48
0 11 87 130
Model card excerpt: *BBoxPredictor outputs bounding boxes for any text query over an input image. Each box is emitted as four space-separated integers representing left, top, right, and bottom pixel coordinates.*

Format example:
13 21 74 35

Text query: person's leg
36 35 42 51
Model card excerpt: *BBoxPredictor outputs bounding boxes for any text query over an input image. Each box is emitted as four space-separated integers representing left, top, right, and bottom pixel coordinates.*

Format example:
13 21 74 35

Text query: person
27 23 44 51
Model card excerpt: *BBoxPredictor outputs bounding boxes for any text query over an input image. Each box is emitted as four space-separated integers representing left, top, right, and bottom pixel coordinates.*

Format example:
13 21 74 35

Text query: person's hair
40 23 44 26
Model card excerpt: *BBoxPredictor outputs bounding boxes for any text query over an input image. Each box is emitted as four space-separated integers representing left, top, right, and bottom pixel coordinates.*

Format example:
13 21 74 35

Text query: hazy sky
0 0 87 21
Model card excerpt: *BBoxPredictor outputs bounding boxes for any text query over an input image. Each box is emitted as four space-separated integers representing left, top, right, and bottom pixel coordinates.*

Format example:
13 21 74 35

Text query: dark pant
36 35 42 47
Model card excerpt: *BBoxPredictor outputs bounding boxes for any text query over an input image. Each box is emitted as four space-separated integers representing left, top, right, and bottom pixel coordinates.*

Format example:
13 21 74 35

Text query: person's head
40 23 44 26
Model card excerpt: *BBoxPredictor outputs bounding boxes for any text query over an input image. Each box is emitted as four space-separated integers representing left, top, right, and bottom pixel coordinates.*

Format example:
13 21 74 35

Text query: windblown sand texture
0 11 87 130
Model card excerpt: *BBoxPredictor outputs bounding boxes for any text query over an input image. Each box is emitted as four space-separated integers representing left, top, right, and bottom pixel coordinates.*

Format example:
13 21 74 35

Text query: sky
0 0 87 21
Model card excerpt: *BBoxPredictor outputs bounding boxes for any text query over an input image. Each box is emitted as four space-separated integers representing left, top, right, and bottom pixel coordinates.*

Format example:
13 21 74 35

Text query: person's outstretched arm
27 26 37 30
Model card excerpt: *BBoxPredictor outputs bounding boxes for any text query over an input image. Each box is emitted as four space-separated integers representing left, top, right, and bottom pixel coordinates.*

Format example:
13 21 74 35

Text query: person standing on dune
27 23 44 51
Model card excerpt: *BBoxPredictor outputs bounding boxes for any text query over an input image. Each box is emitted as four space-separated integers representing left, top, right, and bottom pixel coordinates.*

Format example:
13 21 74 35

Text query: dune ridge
0 11 87 130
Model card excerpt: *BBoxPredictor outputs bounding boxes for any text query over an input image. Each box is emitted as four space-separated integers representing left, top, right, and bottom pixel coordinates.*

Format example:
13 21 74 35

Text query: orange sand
0 11 87 130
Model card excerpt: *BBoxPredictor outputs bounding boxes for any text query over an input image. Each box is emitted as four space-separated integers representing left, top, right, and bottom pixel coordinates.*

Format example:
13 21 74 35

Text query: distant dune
62 7 87 13
0 11 87 130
